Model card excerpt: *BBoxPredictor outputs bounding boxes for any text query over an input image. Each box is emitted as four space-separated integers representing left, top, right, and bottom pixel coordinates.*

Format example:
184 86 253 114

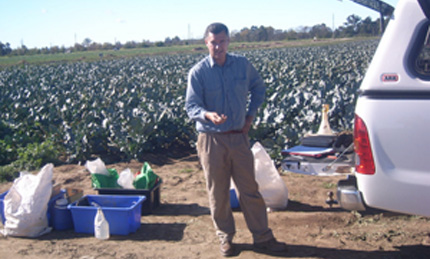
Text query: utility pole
332 13 335 38
188 24 192 40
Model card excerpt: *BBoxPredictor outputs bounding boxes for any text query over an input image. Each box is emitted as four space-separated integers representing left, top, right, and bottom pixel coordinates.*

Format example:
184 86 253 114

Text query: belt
221 130 243 134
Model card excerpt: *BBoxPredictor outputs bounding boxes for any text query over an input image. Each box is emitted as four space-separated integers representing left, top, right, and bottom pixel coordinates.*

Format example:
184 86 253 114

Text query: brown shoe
254 238 288 252
220 240 235 257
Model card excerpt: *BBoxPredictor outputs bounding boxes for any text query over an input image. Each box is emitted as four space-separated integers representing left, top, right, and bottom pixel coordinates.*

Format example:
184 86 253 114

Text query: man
185 22 288 256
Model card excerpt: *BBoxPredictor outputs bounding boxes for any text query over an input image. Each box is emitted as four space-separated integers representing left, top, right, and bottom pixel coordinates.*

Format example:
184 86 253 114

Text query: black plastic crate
95 181 161 215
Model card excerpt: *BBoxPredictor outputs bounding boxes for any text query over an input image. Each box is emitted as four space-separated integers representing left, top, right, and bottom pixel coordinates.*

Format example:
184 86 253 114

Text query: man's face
205 31 230 65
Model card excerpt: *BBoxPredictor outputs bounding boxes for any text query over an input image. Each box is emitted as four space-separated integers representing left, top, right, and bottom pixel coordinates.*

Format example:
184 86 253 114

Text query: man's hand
205 112 227 125
241 115 254 134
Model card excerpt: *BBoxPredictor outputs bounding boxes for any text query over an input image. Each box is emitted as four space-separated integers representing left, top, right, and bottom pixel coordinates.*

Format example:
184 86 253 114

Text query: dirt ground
1 152 430 259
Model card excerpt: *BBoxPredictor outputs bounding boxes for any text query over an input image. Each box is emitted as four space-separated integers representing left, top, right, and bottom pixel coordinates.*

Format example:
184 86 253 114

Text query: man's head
204 23 230 66
204 23 229 39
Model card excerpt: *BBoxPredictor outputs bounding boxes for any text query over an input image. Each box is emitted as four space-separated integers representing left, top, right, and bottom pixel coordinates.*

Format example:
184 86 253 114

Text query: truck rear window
415 25 430 76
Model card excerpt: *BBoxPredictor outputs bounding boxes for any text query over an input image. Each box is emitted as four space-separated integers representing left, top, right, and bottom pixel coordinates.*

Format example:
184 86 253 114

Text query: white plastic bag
252 142 289 209
85 158 109 175
1 164 54 237
117 168 135 189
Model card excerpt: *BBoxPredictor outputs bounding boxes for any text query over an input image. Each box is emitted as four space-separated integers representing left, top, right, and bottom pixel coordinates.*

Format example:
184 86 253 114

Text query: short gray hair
204 23 229 39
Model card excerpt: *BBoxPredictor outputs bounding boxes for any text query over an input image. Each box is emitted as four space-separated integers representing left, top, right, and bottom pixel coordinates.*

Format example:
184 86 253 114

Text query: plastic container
230 189 240 209
95 181 161 215
0 190 7 225
94 207 109 240
68 195 145 235
52 198 74 230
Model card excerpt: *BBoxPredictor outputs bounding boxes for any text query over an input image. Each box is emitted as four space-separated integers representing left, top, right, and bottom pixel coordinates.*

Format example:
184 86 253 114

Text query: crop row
0 39 378 168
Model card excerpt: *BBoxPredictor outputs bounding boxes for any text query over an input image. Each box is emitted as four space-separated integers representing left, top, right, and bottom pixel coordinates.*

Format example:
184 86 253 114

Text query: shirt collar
209 53 233 68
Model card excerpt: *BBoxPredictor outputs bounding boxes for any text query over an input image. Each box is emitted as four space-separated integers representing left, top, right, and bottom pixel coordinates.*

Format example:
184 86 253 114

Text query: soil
1 151 429 259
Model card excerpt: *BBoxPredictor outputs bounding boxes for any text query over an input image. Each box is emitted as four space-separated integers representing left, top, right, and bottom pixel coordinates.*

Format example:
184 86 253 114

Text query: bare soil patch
1 152 429 259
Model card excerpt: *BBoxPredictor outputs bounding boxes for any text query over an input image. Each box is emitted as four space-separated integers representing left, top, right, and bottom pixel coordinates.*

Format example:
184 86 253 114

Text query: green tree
82 38 92 48
257 26 268 41
343 14 362 37
124 41 138 49
358 17 379 36
73 43 85 52
310 24 332 39
0 42 12 56
102 42 114 50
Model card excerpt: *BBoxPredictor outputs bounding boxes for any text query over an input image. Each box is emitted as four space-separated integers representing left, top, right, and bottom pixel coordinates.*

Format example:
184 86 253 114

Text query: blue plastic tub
51 198 74 230
68 195 146 235
230 189 240 209
0 190 7 225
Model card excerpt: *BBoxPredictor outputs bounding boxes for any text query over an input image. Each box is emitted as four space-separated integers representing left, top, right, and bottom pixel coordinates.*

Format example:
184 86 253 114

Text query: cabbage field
0 39 378 178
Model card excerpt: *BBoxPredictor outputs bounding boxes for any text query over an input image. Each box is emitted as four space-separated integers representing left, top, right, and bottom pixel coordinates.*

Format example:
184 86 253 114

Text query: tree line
0 14 385 57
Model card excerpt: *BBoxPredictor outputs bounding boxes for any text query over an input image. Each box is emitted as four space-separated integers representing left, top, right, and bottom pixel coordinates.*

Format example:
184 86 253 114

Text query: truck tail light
354 114 375 175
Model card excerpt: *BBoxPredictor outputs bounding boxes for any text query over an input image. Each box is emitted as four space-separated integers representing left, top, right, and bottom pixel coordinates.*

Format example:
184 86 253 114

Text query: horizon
0 0 399 49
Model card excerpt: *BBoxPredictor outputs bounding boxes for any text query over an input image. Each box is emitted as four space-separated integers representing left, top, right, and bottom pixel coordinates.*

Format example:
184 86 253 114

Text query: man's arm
185 69 208 123
246 61 266 118
241 115 254 134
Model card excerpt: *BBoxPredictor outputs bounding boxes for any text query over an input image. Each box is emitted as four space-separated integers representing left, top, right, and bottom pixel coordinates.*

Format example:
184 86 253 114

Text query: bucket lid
56 198 69 206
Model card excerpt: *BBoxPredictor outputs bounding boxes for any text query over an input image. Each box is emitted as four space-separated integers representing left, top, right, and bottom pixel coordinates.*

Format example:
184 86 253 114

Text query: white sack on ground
1 163 54 237
252 142 289 209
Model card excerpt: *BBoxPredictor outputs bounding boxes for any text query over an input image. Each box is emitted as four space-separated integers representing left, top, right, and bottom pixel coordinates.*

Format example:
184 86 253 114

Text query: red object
134 171 141 177
354 114 375 175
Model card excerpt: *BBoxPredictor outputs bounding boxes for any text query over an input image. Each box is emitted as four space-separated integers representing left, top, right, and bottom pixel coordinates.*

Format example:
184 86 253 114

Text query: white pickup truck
337 0 430 217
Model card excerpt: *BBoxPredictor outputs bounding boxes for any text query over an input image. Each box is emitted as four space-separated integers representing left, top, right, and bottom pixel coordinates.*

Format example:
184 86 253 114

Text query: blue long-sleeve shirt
185 53 266 133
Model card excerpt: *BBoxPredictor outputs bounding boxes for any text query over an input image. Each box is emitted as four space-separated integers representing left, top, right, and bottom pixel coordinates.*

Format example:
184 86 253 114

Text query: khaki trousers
197 132 274 243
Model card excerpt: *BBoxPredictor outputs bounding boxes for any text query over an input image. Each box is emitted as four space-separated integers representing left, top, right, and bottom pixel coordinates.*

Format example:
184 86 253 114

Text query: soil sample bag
1 164 53 237
252 142 289 209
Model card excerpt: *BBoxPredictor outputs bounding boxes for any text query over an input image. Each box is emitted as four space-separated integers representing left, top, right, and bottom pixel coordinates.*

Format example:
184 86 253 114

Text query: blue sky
0 0 398 49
